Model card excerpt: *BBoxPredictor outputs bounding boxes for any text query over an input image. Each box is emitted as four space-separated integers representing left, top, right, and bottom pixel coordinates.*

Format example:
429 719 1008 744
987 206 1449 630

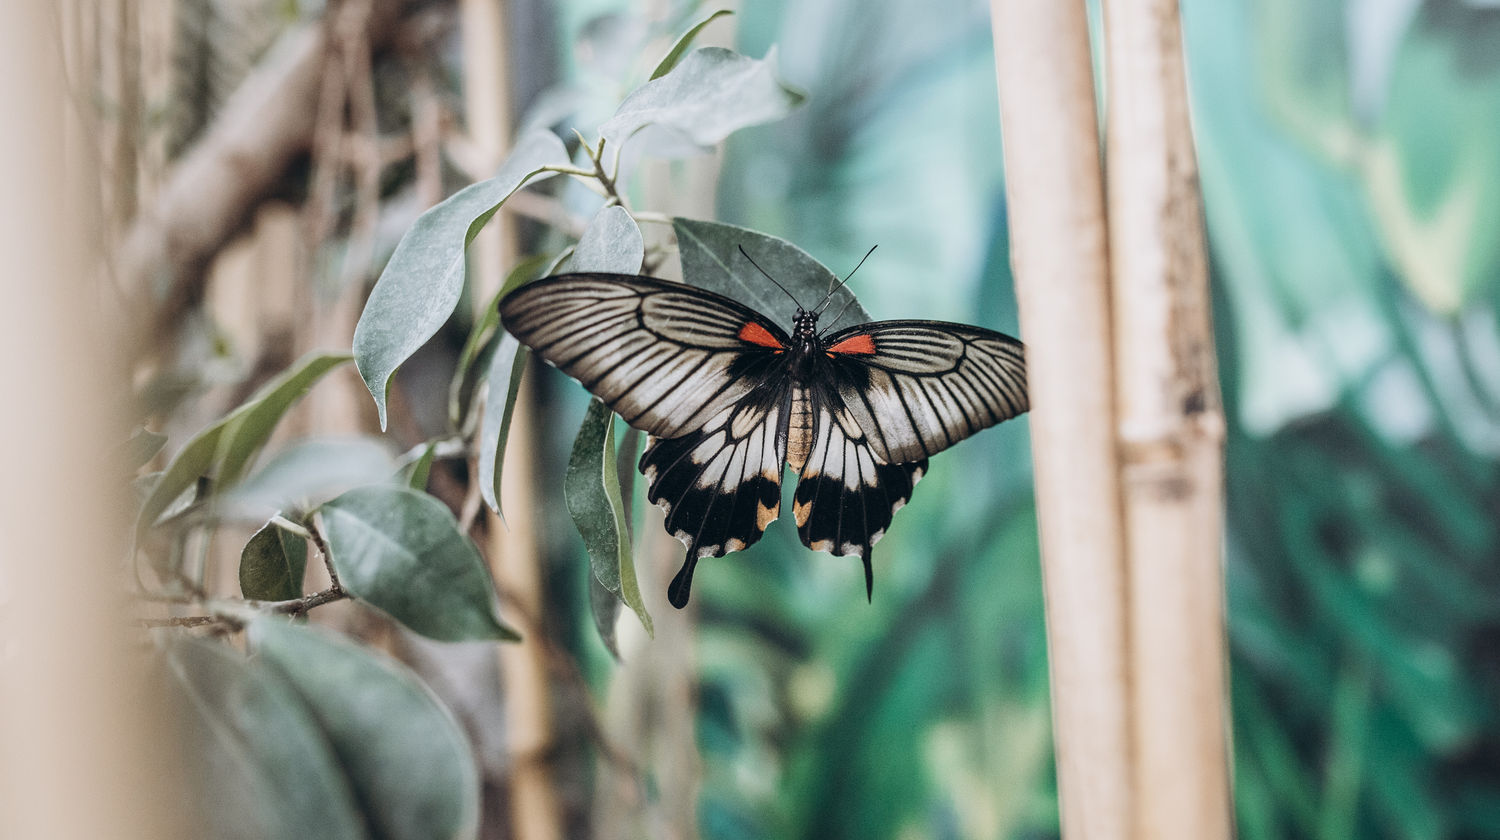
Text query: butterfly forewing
499 273 791 439
824 320 1028 464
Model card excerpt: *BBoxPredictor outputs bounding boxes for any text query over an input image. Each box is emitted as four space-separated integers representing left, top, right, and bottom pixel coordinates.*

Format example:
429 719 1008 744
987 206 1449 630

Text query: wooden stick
989 2 1135 837
1102 0 1231 836
0 2 184 837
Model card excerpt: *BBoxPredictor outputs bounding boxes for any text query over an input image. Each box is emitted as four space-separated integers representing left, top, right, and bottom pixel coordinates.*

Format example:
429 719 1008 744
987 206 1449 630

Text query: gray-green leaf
403 440 438 491
560 205 644 273
477 334 527 518
318 486 519 642
354 130 570 428
249 618 481 840
162 636 366 840
121 426 168 472
136 352 352 539
674 217 871 331
239 520 307 602
650 9 734 80
600 47 804 158
566 399 652 639
449 254 553 428
219 436 398 522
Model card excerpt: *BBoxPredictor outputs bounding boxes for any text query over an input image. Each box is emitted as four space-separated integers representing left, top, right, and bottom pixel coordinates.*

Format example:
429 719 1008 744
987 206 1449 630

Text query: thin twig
308 511 342 590
137 615 222 629
262 585 349 615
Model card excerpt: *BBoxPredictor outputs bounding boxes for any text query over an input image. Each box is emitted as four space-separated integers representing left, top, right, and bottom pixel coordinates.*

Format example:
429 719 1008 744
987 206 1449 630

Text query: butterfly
498 257 1028 608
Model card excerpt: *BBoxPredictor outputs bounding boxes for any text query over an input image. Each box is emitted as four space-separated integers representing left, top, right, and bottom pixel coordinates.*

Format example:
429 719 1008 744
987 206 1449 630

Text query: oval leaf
318 485 519 641
219 436 398 522
354 130 570 428
566 399 652 638
136 352 352 539
239 519 308 602
449 254 553 427
162 636 366 840
599 47 805 158
650 9 734 80
249 618 481 840
121 426 167 472
478 333 527 518
673 217 872 331
402 440 439 491
560 205 645 274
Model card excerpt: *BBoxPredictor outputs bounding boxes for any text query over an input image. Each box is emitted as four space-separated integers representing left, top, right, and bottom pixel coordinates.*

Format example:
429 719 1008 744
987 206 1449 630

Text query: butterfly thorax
788 308 823 382
783 309 823 471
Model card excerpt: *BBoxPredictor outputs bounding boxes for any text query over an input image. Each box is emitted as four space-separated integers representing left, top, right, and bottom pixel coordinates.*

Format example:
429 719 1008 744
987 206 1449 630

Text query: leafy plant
136 11 840 838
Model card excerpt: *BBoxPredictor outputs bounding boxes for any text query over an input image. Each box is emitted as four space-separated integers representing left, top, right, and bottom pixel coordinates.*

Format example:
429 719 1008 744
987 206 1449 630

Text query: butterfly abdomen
786 387 815 470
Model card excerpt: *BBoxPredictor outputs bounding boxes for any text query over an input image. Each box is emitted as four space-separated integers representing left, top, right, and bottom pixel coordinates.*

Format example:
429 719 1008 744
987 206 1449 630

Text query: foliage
131 1 1500 838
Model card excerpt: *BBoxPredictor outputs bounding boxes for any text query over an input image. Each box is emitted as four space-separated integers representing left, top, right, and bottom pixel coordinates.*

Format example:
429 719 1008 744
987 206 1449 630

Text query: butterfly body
498 272 1028 608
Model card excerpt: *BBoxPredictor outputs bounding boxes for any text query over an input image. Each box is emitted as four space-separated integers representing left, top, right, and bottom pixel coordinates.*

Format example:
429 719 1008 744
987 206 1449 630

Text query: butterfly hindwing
824 320 1028 464
640 385 789 608
499 273 791 439
792 389 927 599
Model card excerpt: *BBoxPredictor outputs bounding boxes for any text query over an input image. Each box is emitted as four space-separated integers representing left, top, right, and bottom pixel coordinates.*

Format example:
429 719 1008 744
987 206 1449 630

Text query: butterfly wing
498 273 793 439
821 320 1027 464
792 388 927 599
640 382 791 608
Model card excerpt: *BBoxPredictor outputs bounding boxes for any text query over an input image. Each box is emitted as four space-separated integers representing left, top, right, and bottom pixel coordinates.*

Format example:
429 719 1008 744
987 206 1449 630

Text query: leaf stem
269 514 312 539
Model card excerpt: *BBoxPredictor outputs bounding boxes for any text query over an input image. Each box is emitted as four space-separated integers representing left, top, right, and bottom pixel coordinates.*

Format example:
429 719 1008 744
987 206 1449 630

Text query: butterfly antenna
738 245 803 309
822 294 859 331
814 244 878 315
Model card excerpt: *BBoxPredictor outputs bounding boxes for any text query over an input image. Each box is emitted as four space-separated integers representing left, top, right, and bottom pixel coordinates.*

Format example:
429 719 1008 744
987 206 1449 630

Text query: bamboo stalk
459 1 564 838
0 2 184 838
1101 0 1231 837
989 2 1134 837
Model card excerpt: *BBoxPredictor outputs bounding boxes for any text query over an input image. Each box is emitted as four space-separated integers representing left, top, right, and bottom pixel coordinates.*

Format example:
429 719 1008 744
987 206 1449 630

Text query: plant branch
117 0 432 357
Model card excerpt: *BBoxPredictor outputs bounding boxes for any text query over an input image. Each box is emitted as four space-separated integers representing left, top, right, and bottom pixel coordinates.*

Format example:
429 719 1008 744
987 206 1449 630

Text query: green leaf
354 130 570 429
403 440 438 491
560 205 645 273
136 352 352 538
566 399 652 639
217 354 354 487
239 519 307 601
318 485 519 642
477 334 527 518
121 426 167 472
650 9 734 80
673 217 871 330
449 254 552 428
480 207 644 518
249 618 481 840
599 47 804 159
162 636 366 840
589 573 624 660
219 436 398 522
1365 5 1500 312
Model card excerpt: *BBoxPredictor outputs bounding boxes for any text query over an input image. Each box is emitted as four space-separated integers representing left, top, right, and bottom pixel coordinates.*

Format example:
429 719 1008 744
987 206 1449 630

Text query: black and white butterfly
498 262 1027 609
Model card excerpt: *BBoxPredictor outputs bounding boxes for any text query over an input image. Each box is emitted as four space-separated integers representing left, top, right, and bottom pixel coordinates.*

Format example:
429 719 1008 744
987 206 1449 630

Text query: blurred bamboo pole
989 1 1135 837
0 1 183 838
1102 0 1231 837
991 0 1232 836
459 1 563 839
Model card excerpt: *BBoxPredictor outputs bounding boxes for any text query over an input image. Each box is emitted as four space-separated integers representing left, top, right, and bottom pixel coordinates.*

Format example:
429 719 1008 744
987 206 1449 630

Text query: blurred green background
532 0 1500 838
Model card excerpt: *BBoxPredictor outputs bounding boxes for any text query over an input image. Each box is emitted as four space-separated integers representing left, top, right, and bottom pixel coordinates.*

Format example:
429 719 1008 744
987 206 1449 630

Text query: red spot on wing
738 321 784 349
827 334 877 356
